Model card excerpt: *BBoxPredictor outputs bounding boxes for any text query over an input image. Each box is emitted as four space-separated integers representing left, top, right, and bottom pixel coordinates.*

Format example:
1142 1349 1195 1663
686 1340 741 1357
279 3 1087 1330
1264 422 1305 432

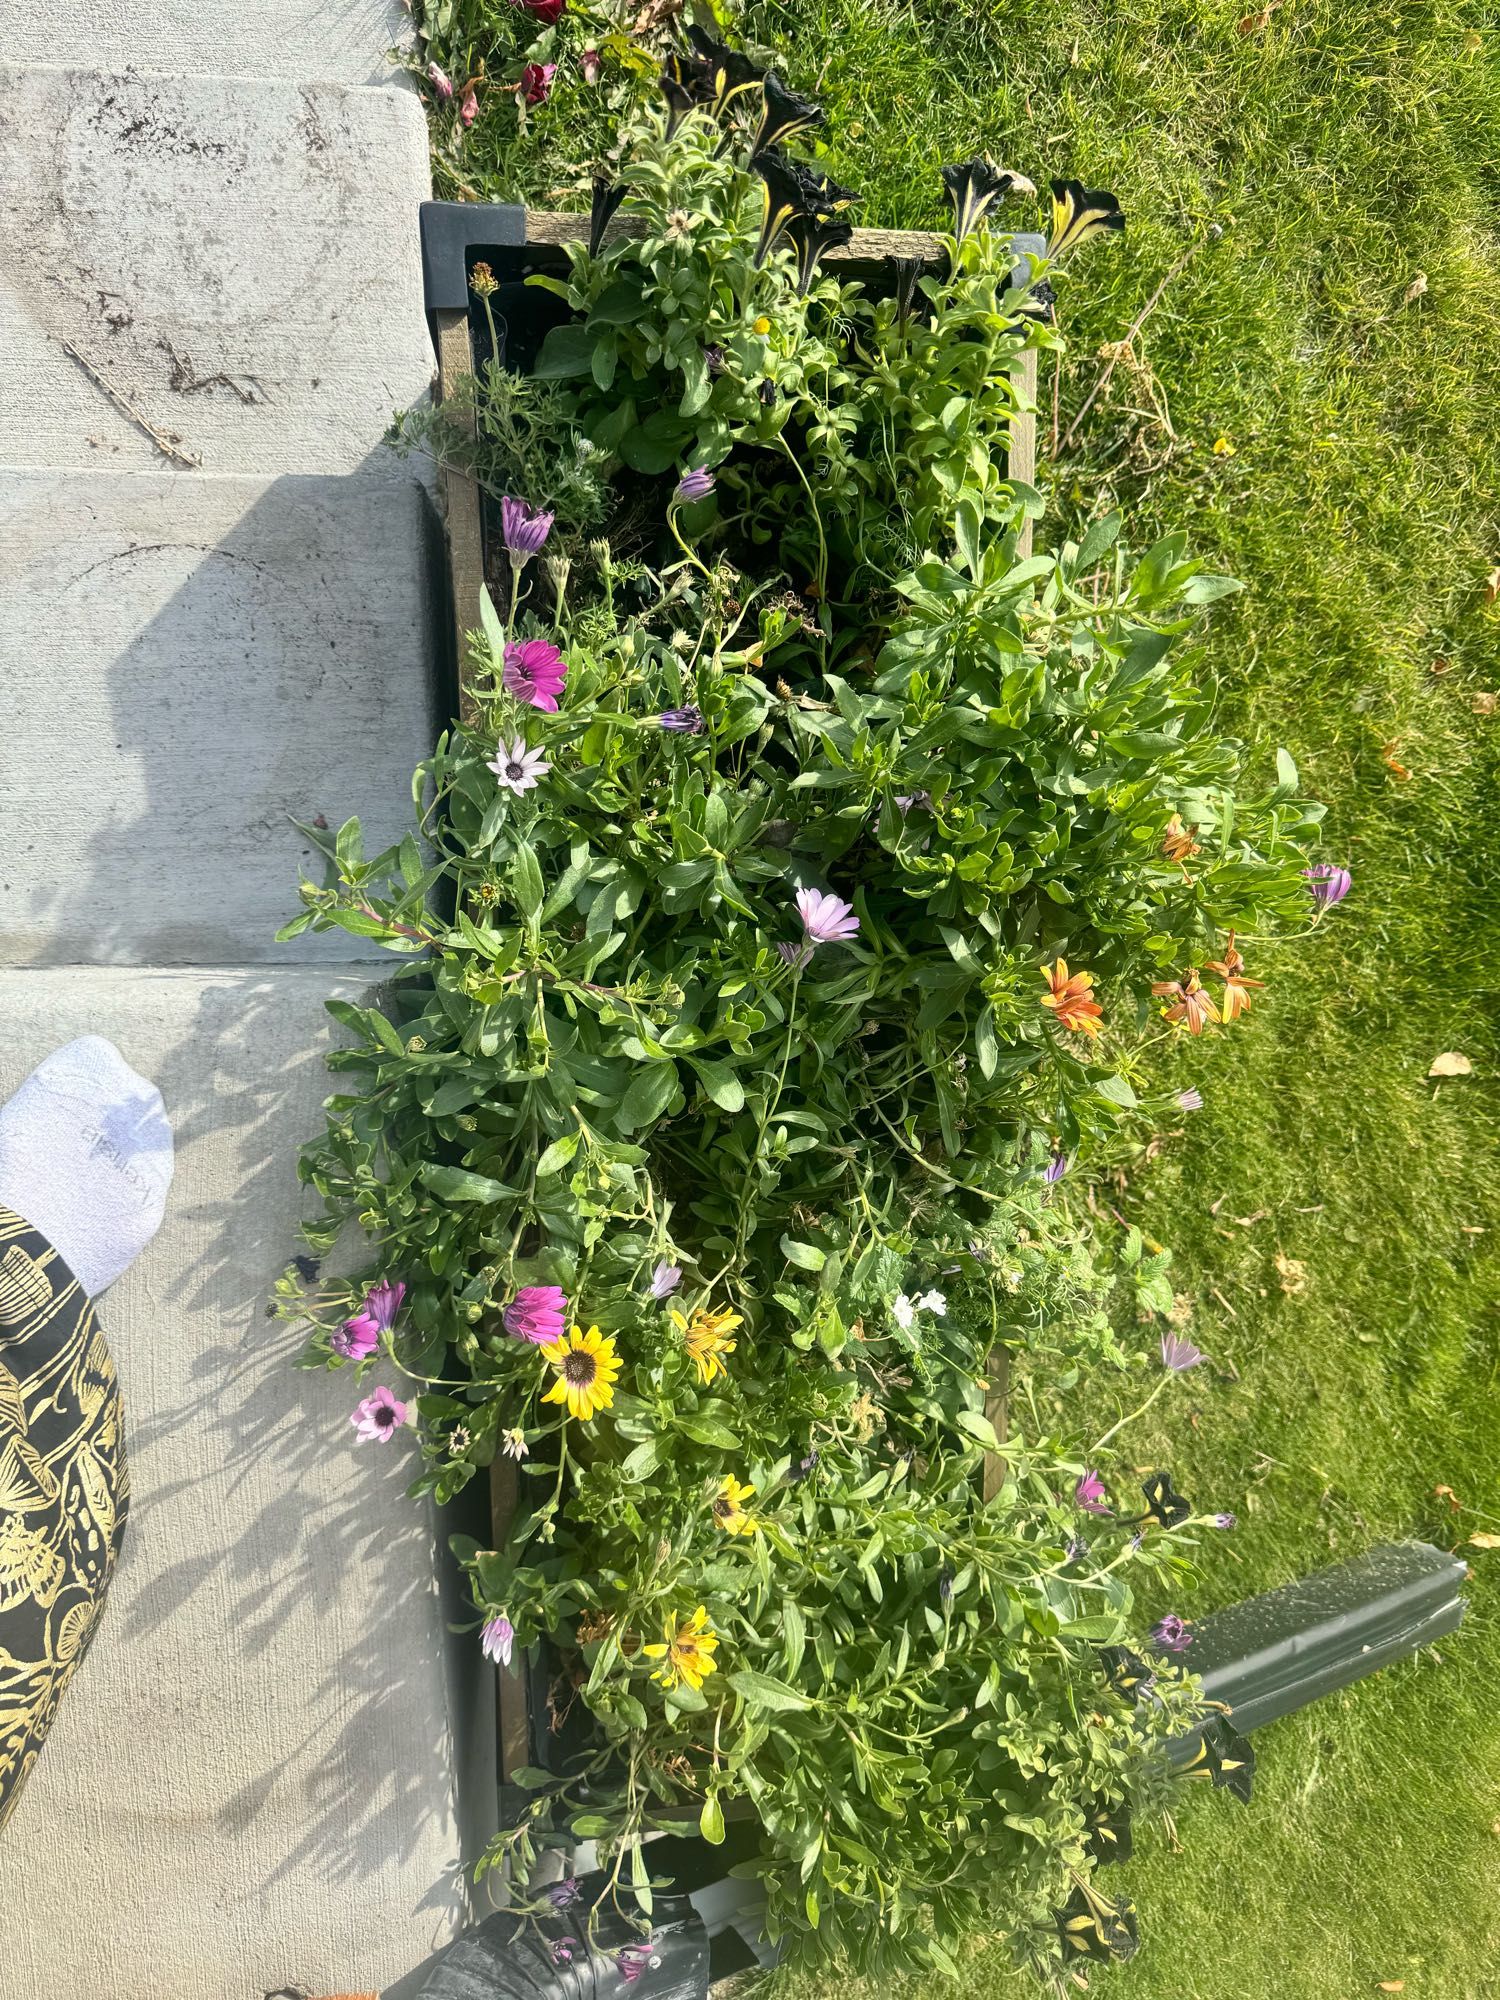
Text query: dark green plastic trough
414 1540 1466 1995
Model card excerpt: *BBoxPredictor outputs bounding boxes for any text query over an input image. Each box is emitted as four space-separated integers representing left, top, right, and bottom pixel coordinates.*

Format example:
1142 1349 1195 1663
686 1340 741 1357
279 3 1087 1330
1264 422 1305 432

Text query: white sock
0 1036 173 1299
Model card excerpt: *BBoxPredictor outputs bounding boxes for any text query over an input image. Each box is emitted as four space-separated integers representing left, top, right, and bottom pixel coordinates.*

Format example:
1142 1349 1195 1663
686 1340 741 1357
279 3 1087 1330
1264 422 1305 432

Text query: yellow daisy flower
643 1604 720 1691
669 1302 743 1385
712 1473 758 1536
539 1324 622 1422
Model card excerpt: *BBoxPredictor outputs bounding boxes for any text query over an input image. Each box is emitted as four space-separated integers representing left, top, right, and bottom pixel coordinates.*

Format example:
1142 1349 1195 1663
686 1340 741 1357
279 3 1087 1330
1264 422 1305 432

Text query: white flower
916 1289 947 1316
892 1293 917 1330
486 736 551 796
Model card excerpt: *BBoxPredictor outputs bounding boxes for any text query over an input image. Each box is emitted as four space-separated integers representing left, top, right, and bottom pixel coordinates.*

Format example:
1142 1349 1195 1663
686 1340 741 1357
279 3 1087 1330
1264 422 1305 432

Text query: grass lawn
434 1 1500 1989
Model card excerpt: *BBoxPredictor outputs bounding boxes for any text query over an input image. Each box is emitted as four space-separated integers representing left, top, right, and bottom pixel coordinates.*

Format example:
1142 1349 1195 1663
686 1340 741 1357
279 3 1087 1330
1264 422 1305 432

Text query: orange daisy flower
1206 932 1263 1023
1152 969 1220 1035
1162 814 1201 863
1040 960 1104 1038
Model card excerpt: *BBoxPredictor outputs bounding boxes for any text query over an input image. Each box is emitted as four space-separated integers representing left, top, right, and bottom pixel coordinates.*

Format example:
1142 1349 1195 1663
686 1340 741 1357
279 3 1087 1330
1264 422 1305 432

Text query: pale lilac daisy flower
658 706 704 732
1305 863 1352 913
1150 1613 1192 1653
487 736 551 795
650 1260 682 1299
1160 1331 1206 1372
1178 1087 1204 1112
673 468 716 504
481 1614 515 1666
795 885 859 947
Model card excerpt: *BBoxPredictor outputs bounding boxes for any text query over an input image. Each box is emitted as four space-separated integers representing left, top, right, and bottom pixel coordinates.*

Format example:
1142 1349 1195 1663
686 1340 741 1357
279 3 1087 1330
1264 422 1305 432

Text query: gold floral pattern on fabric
0 1208 128 1831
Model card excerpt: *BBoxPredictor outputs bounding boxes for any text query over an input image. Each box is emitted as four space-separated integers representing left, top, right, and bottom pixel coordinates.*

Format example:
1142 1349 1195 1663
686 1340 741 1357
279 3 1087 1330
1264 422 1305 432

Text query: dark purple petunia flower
674 467 716 504
704 343 726 375
1160 1331 1205 1372
1150 1613 1192 1653
500 497 555 563
1305 862 1352 913
550 1936 577 1967
544 1872 580 1909
658 705 705 733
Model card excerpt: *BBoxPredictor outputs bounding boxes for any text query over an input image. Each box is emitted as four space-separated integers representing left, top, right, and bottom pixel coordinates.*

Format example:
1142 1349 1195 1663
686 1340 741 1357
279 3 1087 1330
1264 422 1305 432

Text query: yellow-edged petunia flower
539 1324 622 1422
670 1302 743 1385
643 1604 720 1690
712 1473 758 1536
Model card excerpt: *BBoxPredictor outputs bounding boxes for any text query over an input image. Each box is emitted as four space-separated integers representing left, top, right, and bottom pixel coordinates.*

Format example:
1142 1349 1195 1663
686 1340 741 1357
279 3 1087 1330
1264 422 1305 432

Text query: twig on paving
61 338 202 469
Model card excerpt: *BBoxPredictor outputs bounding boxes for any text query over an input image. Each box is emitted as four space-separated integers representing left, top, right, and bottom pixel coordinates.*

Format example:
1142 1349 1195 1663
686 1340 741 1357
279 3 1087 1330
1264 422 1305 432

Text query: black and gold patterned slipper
0 1206 128 1830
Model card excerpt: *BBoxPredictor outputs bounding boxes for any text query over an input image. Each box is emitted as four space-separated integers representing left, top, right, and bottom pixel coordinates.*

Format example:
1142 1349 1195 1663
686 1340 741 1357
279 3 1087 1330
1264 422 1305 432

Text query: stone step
0 63 434 477
0 0 414 86
0 468 443 967
0 966 485 2000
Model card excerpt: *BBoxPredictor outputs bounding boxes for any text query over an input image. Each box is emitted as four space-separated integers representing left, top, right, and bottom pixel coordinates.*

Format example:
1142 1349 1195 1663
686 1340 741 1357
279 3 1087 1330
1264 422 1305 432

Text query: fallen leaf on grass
1402 272 1428 304
1237 0 1283 30
1275 1253 1307 1295
1485 565 1500 606
1428 1052 1473 1078
1434 1484 1462 1512
1467 1533 1500 1549
1470 691 1498 715
1377 1984 1406 1994
1382 740 1412 780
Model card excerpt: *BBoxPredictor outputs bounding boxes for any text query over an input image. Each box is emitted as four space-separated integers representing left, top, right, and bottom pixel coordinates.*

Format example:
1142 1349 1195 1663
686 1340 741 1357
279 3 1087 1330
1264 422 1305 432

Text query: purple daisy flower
1305 862 1352 912
1076 1470 1111 1516
673 468 716 504
649 1260 682 1300
1150 1613 1192 1653
616 1943 655 1983
777 939 814 970
504 1285 568 1344
1211 1512 1237 1530
350 1385 409 1442
1178 1087 1204 1112
480 1613 515 1666
1160 1331 1206 1372
795 885 860 947
544 1873 581 1910
502 638 568 713
658 705 705 733
894 788 933 812
550 1937 577 1967
500 497 555 563
1045 1152 1069 1184
332 1314 379 1361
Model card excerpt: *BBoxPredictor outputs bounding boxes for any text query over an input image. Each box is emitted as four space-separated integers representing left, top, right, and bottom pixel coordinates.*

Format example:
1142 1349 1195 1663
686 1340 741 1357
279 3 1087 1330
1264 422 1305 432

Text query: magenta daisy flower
502 639 568 712
333 1277 405 1359
350 1385 409 1442
795 885 860 947
503 1285 568 1344
1305 862 1352 913
1075 1470 1111 1516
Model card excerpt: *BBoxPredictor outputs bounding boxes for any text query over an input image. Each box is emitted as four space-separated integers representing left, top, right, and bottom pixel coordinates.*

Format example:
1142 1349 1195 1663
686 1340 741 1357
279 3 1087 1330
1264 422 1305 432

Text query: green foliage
283 60 1325 1988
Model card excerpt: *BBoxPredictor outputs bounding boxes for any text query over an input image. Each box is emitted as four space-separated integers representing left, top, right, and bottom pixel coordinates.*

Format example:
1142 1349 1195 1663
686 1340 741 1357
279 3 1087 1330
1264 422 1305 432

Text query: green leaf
1094 1073 1138 1109
699 1794 726 1845
1058 1613 1128 1641
726 1668 814 1713
420 1165 515 1204
534 1132 580 1178
674 1413 741 1449
618 1059 678 1132
955 1409 1000 1449
688 1056 745 1113
512 843 544 922
953 493 983 577
587 279 649 326
1074 511 1122 571
478 584 505 660
533 321 596 379
780 1235 826 1272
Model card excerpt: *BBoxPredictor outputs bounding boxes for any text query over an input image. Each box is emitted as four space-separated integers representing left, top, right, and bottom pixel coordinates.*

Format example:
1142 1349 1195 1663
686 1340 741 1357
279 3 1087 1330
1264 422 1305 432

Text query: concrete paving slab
0 0 414 86
0 63 434 475
0 467 444 967
0 966 474 2000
